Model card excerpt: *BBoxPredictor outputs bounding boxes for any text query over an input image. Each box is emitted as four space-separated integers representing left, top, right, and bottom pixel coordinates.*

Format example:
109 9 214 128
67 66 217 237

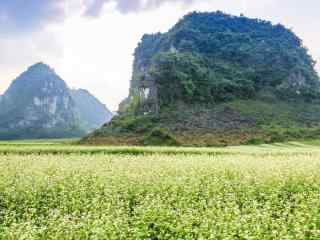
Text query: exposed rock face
277 71 311 96
70 89 113 132
0 63 112 140
139 72 159 115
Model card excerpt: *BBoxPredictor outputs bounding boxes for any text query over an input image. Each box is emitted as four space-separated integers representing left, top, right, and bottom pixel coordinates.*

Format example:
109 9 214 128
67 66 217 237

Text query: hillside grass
0 140 320 239
227 99 320 128
88 99 320 146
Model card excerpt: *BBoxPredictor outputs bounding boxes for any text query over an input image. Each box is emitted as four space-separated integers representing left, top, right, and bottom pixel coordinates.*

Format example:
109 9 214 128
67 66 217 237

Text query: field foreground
0 141 320 239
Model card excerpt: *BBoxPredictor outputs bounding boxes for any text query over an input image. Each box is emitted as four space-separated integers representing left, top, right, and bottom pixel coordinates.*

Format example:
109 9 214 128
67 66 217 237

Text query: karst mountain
0 63 112 140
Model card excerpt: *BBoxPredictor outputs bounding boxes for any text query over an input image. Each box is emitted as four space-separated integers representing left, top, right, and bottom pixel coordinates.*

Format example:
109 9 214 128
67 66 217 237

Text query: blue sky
0 0 319 110
0 0 65 34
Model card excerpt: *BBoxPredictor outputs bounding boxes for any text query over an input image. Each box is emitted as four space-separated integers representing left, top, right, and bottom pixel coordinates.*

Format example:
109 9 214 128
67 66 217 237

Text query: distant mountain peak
31 61 49 67
0 63 113 140
28 62 53 71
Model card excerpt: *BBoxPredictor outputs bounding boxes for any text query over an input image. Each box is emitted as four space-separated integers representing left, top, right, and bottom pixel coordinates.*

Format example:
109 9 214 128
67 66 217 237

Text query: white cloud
84 0 196 16
0 27 64 95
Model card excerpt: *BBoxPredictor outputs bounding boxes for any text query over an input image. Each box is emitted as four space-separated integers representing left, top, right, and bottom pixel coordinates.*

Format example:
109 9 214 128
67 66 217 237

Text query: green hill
83 11 320 146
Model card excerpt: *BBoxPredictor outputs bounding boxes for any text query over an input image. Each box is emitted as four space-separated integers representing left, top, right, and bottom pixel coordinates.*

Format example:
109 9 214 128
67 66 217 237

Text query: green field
0 141 320 239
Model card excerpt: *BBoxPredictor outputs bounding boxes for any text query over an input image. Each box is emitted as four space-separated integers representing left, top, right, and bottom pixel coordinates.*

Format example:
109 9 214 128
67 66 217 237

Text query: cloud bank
84 0 195 16
0 0 196 34
0 0 66 34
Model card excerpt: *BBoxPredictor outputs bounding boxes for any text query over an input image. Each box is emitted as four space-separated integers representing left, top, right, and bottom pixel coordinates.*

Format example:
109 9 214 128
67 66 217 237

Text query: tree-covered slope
130 11 319 105
84 12 320 146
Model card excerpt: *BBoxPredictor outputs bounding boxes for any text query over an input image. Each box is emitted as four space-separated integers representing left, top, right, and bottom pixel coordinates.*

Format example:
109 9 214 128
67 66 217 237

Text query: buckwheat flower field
0 141 320 239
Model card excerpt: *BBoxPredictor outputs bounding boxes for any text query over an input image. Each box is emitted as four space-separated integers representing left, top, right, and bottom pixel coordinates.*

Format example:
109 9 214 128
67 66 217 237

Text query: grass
88 100 320 146
227 99 320 131
0 140 320 239
1 139 320 156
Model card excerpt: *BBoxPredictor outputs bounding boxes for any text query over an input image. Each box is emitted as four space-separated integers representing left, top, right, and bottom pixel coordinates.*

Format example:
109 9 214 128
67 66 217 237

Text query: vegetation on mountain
131 11 319 105
86 11 320 146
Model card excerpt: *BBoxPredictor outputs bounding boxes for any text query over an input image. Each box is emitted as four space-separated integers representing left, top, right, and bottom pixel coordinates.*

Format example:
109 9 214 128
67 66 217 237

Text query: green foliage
140 127 179 146
110 114 157 134
124 95 141 115
266 127 320 143
132 11 320 107
228 99 320 128
246 138 266 145
150 52 209 104
149 52 256 105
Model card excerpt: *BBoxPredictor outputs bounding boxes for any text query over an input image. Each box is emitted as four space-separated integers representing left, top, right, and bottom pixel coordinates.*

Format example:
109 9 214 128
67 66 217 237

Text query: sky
0 0 319 111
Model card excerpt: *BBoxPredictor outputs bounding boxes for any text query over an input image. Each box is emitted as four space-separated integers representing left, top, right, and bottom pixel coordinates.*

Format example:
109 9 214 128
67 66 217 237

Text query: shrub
140 128 180 146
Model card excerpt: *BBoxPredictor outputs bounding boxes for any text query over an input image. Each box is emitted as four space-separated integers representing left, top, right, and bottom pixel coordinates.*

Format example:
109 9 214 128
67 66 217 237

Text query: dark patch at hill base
83 11 320 146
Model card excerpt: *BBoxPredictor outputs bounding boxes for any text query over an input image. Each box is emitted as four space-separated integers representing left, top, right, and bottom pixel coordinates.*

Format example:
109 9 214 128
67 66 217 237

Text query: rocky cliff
0 63 112 140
